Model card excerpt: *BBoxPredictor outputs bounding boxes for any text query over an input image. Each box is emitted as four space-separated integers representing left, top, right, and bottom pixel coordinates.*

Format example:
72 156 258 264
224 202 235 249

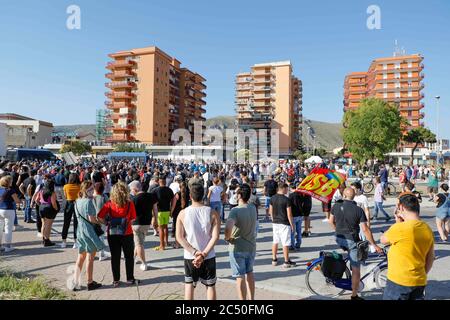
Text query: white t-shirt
169 182 180 194
354 194 369 210
209 185 223 203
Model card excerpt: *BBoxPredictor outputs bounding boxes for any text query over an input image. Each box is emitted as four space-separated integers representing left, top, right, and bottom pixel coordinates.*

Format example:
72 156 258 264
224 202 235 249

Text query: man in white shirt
169 175 182 194
350 181 371 240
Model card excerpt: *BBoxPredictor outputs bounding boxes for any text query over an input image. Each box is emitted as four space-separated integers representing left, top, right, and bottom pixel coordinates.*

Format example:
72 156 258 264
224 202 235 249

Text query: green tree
235 149 253 162
60 141 92 156
403 127 436 164
342 98 405 163
293 150 303 160
114 143 146 153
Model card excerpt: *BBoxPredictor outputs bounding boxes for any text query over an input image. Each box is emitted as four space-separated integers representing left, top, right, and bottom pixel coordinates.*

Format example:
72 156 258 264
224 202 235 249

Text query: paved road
1 193 449 300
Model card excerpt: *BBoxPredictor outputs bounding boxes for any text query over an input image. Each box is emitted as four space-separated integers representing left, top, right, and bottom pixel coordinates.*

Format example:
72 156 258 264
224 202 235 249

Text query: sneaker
351 295 365 300
44 240 56 247
272 259 278 266
4 247 16 253
112 281 121 288
87 281 102 291
127 279 140 286
73 243 79 249
283 260 297 268
140 263 147 271
60 242 67 249
27 220 36 224
99 252 111 261
37 232 42 238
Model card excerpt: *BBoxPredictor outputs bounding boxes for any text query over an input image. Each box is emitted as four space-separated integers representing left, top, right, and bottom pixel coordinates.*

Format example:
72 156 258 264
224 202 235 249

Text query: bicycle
305 247 389 299
362 178 397 196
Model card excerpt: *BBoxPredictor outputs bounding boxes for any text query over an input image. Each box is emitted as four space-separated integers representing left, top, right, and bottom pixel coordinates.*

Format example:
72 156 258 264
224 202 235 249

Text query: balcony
106 60 136 69
110 113 136 120
112 124 136 132
253 86 272 92
253 94 274 100
106 71 136 79
105 135 135 143
105 92 136 99
253 77 274 84
105 81 136 89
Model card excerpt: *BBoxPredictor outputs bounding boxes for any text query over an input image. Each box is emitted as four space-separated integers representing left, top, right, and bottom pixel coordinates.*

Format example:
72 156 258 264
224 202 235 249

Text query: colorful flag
296 166 346 203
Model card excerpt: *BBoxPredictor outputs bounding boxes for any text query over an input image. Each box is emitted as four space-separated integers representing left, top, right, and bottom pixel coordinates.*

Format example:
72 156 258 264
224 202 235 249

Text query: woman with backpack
0 175 21 253
71 181 104 291
35 177 59 247
97 182 137 287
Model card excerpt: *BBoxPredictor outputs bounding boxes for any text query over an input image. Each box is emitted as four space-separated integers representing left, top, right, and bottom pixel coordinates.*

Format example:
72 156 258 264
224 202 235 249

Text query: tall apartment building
105 46 206 145
344 54 425 131
235 61 303 155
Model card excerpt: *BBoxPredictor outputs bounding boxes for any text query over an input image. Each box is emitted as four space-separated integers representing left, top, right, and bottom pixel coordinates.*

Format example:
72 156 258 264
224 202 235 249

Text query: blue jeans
210 202 223 220
229 251 256 278
383 279 425 300
24 196 33 222
336 236 360 268
374 202 390 219
290 216 303 248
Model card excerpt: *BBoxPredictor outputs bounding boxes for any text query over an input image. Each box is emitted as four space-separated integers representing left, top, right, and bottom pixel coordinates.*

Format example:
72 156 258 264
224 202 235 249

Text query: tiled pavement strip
1 190 449 300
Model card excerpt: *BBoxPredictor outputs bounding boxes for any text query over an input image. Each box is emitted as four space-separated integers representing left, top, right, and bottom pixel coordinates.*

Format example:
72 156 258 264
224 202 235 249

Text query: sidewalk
1 196 449 300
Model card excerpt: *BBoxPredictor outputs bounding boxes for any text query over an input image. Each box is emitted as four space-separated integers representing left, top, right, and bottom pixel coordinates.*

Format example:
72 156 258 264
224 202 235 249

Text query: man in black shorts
175 183 220 300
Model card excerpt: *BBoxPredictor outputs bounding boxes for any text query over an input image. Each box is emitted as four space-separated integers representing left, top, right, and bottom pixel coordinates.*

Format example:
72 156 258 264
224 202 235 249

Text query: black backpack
321 251 346 280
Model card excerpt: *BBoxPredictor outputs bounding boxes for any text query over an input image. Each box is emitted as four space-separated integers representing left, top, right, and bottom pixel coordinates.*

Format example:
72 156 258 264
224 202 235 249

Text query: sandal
153 246 165 251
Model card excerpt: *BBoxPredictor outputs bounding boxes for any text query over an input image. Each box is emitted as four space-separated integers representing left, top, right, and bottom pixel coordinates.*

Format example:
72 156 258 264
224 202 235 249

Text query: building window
395 62 401 69
408 61 413 68
383 83 387 89
383 92 388 99
383 64 387 70
408 91 413 97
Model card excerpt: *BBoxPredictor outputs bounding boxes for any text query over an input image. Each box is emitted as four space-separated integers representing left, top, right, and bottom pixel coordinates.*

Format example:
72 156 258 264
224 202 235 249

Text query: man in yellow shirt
381 193 434 300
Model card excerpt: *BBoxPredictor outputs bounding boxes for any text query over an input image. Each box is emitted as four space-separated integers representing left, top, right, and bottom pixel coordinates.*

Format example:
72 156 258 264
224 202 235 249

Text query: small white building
0 113 53 148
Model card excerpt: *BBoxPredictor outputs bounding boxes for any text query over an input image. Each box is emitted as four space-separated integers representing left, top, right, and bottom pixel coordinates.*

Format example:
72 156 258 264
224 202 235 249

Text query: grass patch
0 269 71 300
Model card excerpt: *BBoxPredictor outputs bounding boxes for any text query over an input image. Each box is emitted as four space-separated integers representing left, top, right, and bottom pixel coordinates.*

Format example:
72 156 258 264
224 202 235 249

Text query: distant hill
205 116 235 129
302 119 343 151
54 125 96 135
206 116 343 151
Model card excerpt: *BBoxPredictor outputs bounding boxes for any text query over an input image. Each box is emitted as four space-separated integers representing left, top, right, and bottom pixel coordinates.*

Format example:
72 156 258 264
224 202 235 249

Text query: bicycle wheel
305 260 351 299
387 183 397 196
363 182 374 194
374 264 388 289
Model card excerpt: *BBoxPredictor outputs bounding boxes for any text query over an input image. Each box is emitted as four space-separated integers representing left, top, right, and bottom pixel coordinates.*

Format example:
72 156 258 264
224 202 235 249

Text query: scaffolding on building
96 109 112 142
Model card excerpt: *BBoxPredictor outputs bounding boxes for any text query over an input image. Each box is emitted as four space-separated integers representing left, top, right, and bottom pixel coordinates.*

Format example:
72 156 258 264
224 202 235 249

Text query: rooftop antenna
393 39 401 57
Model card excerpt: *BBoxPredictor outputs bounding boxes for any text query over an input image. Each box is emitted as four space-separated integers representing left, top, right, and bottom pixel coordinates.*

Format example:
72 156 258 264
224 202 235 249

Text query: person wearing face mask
61 174 81 249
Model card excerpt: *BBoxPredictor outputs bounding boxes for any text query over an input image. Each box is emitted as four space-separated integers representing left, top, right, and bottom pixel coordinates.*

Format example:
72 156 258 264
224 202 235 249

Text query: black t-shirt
270 194 292 225
264 179 278 197
288 192 303 217
301 194 312 214
331 200 367 241
132 192 157 225
154 186 174 212
110 172 119 185
23 177 36 196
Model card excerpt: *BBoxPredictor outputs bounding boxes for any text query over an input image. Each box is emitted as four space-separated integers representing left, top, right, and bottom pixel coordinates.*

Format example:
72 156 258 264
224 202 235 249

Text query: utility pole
435 96 441 167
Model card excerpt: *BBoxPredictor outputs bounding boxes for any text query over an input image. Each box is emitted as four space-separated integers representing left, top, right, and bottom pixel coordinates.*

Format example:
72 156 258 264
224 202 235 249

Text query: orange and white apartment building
105 46 206 145
235 61 303 155
344 54 425 131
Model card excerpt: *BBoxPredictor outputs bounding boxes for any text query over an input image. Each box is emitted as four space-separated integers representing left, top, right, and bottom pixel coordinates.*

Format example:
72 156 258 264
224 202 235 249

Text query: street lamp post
435 96 441 168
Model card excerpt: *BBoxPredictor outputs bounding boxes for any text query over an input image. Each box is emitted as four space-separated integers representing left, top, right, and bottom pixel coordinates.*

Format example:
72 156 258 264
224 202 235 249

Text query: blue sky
0 0 449 139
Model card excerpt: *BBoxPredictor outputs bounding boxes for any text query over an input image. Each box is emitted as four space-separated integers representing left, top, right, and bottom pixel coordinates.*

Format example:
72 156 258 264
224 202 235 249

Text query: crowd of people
0 157 448 300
